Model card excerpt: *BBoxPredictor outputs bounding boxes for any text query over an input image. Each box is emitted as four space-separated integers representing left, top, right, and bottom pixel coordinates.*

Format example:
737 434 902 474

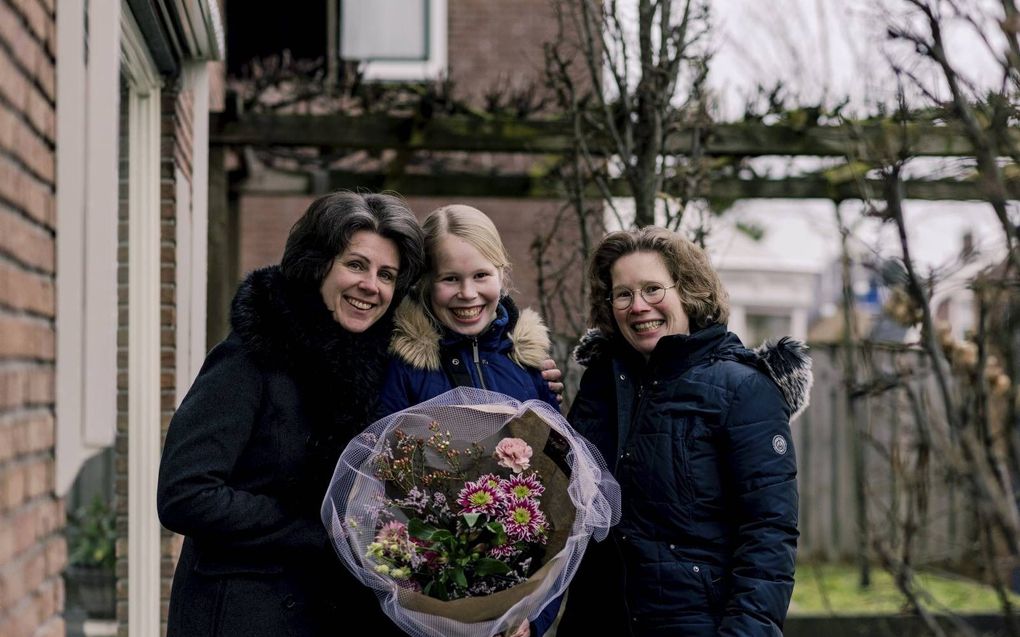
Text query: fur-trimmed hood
573 327 813 420
389 296 551 371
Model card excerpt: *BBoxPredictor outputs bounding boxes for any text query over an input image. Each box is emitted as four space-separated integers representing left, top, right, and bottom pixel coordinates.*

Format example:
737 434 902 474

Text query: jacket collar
573 324 814 420
389 296 552 371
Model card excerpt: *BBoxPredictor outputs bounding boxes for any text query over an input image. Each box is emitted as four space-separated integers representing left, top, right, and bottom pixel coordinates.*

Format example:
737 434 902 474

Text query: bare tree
537 0 715 391
835 2 1020 631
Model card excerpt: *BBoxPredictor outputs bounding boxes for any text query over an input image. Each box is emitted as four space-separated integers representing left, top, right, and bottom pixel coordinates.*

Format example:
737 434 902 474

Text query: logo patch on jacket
772 434 788 455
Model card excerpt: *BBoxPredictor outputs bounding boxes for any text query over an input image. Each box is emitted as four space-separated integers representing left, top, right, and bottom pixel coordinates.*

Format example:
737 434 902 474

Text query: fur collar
230 265 393 442
390 297 551 370
573 328 813 420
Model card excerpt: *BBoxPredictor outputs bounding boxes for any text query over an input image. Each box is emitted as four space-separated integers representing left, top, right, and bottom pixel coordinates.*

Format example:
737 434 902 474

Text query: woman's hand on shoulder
540 358 564 403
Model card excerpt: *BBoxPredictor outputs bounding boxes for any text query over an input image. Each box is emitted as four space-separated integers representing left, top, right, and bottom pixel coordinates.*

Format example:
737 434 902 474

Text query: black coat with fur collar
157 266 404 637
558 324 812 637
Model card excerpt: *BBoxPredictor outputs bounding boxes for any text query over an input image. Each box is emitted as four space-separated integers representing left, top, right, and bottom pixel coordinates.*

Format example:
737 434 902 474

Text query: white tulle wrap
321 387 621 637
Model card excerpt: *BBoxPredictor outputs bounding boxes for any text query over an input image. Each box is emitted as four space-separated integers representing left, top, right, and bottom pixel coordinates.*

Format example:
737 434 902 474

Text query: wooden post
206 146 237 349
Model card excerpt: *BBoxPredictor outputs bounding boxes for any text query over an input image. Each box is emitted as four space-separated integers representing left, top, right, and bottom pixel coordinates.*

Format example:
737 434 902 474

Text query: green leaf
408 518 435 541
475 558 512 576
431 530 454 543
453 567 468 589
463 512 482 528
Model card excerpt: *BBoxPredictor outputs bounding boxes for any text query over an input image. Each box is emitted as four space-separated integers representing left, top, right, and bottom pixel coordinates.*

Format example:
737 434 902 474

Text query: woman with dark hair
557 227 812 637
157 192 426 636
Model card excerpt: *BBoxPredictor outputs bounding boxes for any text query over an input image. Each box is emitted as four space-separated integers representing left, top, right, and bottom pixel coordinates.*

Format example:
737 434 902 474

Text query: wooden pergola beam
211 112 1020 159
236 168 1018 201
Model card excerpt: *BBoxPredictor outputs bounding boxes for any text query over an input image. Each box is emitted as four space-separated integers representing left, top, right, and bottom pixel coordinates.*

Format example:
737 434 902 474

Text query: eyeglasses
607 283 677 310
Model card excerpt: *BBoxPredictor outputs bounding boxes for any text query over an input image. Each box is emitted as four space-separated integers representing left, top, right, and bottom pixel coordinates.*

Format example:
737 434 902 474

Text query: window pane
745 312 792 347
341 0 428 61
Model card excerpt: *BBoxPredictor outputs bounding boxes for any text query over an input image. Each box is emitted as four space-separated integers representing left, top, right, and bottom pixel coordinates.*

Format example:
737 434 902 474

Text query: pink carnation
494 437 533 473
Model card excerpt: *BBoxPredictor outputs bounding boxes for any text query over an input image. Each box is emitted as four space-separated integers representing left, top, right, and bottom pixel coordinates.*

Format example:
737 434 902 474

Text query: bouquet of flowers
322 387 621 637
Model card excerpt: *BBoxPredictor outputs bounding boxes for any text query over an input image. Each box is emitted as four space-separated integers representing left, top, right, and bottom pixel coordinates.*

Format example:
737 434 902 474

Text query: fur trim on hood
390 297 551 371
573 328 813 420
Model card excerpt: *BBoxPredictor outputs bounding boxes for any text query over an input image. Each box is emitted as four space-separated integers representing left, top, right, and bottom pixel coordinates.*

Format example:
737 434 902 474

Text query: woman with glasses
556 227 812 637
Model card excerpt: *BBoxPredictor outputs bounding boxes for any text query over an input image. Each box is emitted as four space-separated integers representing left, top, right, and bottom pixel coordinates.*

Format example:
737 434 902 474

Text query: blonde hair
586 227 730 335
418 205 513 299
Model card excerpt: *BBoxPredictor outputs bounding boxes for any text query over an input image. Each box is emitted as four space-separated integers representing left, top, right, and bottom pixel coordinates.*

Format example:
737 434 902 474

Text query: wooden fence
795 345 975 564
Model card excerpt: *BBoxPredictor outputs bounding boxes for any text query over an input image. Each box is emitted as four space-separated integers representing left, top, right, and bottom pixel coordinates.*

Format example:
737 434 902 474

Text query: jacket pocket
671 425 695 505
685 416 724 504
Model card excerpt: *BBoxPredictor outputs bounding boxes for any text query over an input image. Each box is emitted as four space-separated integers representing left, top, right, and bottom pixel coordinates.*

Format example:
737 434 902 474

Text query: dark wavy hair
280 191 425 300
586 227 730 335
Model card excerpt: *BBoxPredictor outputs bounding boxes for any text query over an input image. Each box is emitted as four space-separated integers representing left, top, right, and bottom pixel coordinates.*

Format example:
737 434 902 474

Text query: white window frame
120 2 163 634
55 0 121 494
175 62 209 405
341 0 447 81
178 60 210 401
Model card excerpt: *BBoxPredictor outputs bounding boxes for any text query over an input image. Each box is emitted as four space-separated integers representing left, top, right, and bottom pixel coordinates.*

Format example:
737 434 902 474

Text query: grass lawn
790 563 1020 615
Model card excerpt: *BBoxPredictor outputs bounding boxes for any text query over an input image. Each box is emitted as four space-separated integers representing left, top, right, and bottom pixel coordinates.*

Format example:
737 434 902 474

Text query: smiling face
319 230 400 333
430 235 503 336
610 251 689 358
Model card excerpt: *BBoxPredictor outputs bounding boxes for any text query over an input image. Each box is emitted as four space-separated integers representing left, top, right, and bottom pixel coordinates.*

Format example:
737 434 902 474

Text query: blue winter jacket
557 323 812 637
376 296 562 636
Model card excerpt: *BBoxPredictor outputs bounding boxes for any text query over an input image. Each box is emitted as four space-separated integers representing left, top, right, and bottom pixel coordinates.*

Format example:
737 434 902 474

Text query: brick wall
237 194 564 315
115 79 129 633
0 0 64 636
446 0 560 105
159 82 192 637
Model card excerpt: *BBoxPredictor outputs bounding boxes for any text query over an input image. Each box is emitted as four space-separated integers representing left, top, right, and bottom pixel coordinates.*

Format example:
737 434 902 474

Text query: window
339 0 447 80
744 311 792 348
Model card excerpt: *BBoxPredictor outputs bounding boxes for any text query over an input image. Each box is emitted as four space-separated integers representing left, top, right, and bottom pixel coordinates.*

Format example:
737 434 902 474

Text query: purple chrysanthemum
475 473 504 490
502 497 548 542
502 473 544 500
488 543 519 559
456 482 502 514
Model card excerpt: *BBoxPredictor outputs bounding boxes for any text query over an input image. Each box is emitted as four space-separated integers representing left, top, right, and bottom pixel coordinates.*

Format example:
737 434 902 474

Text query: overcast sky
694 0 1013 272
708 0 1006 120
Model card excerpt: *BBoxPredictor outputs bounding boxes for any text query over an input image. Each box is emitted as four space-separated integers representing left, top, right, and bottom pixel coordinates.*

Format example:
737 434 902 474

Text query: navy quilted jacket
558 323 811 637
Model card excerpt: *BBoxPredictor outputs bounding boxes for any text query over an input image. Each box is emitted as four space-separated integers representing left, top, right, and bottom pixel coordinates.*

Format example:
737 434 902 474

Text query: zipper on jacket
471 338 488 390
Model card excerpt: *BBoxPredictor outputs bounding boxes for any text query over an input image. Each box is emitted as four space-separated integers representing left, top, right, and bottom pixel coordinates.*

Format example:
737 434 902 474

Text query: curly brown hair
586 227 730 335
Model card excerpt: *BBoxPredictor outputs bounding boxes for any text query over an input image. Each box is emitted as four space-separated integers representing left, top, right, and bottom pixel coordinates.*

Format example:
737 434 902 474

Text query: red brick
0 517 14 562
0 424 11 461
43 534 64 577
0 1 55 103
0 156 53 228
0 462 27 510
0 103 55 181
0 367 54 409
8 0 49 49
0 50 53 145
18 412 53 453
0 315 53 359
0 261 54 316
0 205 55 272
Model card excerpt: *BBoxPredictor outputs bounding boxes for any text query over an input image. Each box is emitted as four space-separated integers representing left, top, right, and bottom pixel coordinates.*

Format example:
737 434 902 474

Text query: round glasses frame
607 283 677 310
